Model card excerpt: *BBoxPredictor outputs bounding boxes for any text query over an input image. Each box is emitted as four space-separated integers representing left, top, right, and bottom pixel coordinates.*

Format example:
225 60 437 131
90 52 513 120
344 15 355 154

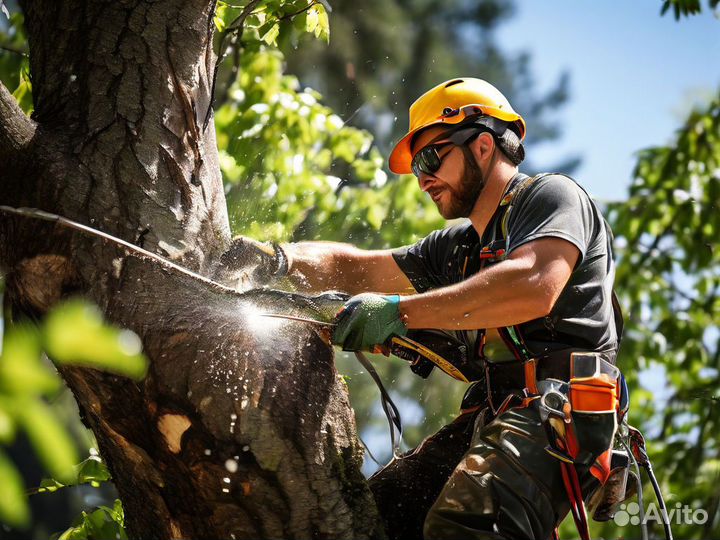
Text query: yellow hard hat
389 78 526 174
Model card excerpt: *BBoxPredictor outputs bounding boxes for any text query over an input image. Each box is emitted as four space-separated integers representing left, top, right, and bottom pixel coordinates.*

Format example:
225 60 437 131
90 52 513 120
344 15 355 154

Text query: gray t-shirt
391 173 618 363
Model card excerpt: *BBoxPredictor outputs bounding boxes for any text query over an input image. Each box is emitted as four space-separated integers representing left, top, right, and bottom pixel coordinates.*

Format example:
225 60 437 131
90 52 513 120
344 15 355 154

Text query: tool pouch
568 352 620 413
570 411 617 466
567 352 620 467
587 449 637 521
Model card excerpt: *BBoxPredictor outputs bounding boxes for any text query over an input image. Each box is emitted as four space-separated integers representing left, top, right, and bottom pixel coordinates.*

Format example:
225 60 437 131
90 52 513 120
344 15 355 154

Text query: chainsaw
261 313 482 382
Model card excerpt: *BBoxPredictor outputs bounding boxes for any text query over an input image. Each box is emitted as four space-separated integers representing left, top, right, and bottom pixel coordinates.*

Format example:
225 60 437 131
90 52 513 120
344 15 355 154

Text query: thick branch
0 80 36 168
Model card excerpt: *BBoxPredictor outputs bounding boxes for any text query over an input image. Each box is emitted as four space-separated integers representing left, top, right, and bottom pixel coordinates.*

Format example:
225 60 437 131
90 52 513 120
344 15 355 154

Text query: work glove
332 293 408 352
215 236 288 288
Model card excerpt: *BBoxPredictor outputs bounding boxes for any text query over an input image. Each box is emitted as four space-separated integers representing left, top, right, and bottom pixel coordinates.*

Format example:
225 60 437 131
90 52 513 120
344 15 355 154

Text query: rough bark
0 1 382 538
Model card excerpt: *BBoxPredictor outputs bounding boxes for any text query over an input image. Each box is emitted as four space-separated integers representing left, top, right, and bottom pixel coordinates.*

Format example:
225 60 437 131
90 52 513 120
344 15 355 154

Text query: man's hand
332 293 408 352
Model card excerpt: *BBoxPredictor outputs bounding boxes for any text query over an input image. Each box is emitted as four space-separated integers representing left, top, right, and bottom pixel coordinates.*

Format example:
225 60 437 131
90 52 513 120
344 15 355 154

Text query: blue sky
497 1 720 201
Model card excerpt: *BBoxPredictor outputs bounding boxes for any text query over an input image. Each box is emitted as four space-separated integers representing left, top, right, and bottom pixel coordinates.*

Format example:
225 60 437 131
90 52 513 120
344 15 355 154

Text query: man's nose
418 173 435 191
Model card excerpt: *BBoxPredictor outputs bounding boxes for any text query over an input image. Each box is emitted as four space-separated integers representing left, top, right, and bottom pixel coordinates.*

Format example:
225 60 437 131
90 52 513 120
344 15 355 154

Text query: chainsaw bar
260 313 336 326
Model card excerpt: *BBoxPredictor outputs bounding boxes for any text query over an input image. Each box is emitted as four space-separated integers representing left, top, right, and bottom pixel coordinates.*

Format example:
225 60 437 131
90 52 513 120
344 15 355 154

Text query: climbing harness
389 172 672 539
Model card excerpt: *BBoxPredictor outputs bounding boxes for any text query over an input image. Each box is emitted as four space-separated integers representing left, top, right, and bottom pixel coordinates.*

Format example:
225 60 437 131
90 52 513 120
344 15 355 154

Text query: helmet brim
389 129 421 175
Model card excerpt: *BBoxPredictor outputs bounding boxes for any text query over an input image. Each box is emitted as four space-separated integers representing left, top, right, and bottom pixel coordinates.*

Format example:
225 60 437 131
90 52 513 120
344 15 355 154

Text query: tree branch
0 43 28 56
204 0 263 128
0 80 36 166
277 1 319 21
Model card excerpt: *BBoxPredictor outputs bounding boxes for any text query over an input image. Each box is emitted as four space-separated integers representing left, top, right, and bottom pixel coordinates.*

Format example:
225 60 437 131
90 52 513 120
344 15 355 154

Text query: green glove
332 293 408 352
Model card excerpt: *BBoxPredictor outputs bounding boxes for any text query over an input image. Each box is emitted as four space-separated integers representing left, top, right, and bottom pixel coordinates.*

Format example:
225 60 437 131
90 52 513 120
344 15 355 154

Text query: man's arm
282 241 415 295
399 237 579 329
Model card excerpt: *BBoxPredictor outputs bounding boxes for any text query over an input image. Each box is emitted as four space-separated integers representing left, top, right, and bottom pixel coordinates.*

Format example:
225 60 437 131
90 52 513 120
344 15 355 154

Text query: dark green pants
370 401 608 540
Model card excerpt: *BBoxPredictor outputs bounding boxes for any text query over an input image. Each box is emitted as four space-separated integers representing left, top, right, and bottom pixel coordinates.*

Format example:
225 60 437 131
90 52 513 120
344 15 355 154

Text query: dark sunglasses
410 126 484 178
410 141 453 178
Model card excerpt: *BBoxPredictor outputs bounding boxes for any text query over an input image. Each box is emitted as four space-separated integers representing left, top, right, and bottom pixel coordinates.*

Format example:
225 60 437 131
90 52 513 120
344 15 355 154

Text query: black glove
215 236 288 286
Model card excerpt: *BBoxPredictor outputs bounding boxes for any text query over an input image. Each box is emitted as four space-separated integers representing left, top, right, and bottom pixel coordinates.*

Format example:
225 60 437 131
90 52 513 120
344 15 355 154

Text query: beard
437 145 485 219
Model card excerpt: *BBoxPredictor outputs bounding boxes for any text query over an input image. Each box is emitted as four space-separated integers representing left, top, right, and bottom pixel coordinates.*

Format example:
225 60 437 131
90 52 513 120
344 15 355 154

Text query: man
241 78 622 539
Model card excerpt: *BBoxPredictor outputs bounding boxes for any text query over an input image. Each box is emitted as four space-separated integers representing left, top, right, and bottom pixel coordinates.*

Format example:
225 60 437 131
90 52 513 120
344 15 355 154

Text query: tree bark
0 1 382 538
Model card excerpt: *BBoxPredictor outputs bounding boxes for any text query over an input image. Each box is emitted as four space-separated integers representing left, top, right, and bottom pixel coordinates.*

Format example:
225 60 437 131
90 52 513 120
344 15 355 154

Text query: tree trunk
0 1 381 538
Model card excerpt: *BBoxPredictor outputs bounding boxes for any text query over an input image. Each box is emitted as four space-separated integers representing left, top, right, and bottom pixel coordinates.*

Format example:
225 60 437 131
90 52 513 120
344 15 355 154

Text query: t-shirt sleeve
391 224 467 292
506 174 595 260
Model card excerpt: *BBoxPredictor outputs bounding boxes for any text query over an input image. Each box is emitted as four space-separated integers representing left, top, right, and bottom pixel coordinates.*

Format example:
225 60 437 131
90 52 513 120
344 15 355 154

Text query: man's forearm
281 241 349 292
399 258 554 330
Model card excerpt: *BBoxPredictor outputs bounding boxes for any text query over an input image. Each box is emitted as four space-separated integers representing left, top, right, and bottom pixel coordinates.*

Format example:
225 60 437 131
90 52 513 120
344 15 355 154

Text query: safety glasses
410 141 453 178
410 126 484 178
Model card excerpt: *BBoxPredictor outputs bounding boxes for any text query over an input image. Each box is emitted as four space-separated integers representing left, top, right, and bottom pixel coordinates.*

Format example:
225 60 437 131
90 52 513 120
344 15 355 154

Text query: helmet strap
460 135 498 199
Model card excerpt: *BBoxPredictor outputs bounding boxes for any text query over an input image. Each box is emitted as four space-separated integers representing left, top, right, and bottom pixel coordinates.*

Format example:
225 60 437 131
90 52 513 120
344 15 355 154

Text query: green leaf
16 398 78 483
292 11 308 31
366 204 386 230
76 455 111 487
214 3 227 32
316 4 329 42
0 324 60 395
107 498 124 524
305 6 319 34
58 501 127 540
58 511 91 540
36 477 66 494
0 447 29 528
34 453 112 494
259 21 280 45
0 402 15 443
44 300 148 380
11 69 33 115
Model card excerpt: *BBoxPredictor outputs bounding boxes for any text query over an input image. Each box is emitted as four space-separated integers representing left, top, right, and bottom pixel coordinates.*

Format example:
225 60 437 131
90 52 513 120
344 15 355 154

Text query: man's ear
470 131 496 163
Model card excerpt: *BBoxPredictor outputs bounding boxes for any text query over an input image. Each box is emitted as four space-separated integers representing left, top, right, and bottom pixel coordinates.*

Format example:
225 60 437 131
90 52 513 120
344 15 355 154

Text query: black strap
496 173 625 359
495 173 545 361
612 287 625 348
354 352 403 459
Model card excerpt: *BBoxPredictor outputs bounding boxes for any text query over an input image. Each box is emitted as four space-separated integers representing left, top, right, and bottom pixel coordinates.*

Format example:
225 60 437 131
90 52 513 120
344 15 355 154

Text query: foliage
599 93 720 539
45 301 147 380
214 0 330 47
0 10 31 113
282 0 580 173
214 45 385 241
210 1 447 247
54 499 126 540
25 452 126 539
0 299 148 529
33 452 112 494
30 452 126 540
661 0 720 18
